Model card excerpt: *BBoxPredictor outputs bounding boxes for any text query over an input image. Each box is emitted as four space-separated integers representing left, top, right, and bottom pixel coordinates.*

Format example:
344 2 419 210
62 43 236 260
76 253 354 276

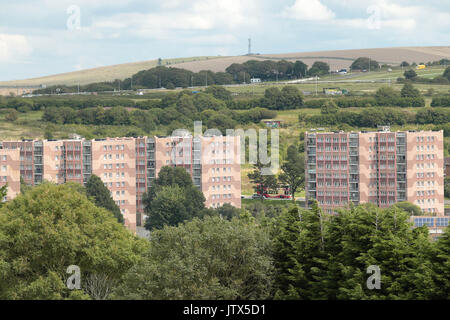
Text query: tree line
41 90 277 134
304 105 449 127
32 59 332 94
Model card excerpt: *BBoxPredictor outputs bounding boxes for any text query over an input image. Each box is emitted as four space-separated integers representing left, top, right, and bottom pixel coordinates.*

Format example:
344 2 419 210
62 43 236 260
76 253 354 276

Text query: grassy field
0 56 225 87
227 65 450 98
1 46 449 88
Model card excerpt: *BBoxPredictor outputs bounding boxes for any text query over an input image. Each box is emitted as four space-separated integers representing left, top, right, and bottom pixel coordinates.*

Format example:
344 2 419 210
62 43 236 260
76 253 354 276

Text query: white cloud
337 17 416 31
90 0 260 40
0 34 32 62
283 0 335 21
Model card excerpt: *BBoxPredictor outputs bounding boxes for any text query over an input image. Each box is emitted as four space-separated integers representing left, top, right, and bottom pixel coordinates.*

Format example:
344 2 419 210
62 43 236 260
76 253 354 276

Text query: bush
431 96 450 107
5 109 18 122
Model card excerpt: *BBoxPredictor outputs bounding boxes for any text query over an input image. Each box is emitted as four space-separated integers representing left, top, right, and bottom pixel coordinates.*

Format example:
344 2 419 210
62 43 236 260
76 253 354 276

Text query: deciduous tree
0 183 147 300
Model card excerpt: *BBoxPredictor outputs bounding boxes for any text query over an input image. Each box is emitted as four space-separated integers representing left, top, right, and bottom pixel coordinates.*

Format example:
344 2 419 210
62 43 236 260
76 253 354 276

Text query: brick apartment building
305 128 447 237
0 134 241 233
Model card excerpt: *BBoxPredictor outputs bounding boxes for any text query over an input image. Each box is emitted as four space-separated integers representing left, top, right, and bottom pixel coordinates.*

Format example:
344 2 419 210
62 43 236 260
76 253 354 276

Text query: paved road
242 195 306 201
244 196 449 204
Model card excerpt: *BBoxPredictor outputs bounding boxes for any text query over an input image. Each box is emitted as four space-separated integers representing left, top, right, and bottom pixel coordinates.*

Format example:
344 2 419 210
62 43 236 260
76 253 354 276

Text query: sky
0 0 449 81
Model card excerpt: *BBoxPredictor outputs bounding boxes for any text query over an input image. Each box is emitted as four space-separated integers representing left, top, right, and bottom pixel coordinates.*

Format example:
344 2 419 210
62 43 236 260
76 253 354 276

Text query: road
243 196 450 205
242 195 305 201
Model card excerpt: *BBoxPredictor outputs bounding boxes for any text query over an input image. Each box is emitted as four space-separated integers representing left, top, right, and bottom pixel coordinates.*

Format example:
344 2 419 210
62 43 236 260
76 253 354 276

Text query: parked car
252 194 264 199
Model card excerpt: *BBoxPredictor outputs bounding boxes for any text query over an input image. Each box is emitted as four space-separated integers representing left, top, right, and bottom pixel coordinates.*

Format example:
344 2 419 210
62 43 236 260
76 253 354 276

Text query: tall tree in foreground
112 215 275 300
273 201 328 299
0 183 147 300
273 203 443 300
279 145 305 201
143 166 207 230
429 226 450 299
85 175 123 224
273 206 303 299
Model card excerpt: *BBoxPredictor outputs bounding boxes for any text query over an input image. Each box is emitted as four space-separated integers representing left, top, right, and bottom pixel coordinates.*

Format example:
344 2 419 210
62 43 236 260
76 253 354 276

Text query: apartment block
0 148 20 201
305 128 445 216
0 134 241 232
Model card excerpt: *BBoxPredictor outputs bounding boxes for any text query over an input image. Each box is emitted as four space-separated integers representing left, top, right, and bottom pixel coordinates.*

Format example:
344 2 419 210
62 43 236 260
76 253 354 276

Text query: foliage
40 93 275 130
393 201 423 216
226 59 308 82
143 166 207 230
375 86 399 99
428 226 450 299
247 160 279 197
443 66 450 81
214 203 242 220
431 96 450 107
273 203 444 300
308 61 330 76
204 85 232 101
279 145 305 200
401 83 421 98
5 109 18 122
445 177 450 199
350 57 380 71
260 86 304 110
320 100 339 114
404 69 418 80
0 185 6 208
0 183 147 300
85 175 124 224
112 215 275 299
307 106 447 128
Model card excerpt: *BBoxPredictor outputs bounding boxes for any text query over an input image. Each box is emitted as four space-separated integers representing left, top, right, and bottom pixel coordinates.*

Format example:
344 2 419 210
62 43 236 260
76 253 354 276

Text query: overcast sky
0 0 449 81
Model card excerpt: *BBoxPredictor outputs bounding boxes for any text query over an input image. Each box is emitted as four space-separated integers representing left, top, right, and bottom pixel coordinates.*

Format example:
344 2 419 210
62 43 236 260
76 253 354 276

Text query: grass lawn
227 65 450 97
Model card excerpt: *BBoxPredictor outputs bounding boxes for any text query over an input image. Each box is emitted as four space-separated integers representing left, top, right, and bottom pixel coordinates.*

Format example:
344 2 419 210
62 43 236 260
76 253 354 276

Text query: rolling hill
1 46 449 89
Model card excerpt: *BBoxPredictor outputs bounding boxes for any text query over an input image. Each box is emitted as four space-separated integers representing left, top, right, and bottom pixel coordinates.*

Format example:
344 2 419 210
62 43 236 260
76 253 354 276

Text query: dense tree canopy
350 57 380 71
375 86 399 99
112 215 274 300
143 166 207 230
273 203 446 299
404 69 418 80
308 61 330 76
226 59 309 82
0 183 147 300
401 83 420 98
260 86 304 110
